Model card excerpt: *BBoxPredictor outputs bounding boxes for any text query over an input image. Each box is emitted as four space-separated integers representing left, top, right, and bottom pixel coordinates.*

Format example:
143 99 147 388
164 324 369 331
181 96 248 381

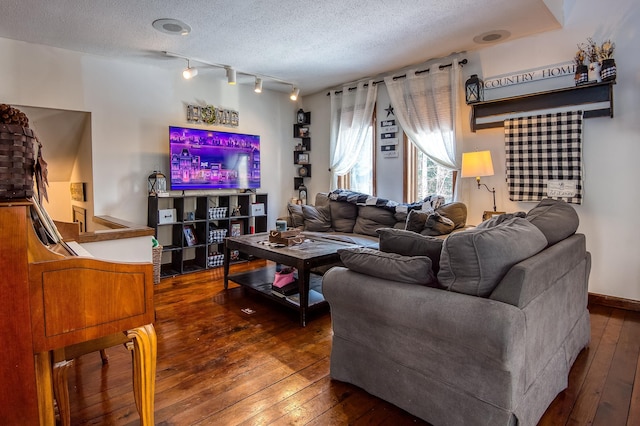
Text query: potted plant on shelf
585 37 601 83
574 48 588 86
598 40 616 82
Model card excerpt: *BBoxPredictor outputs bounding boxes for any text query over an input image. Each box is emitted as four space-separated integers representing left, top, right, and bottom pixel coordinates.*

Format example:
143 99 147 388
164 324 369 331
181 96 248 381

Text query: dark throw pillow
377 227 444 276
302 204 332 232
338 247 437 287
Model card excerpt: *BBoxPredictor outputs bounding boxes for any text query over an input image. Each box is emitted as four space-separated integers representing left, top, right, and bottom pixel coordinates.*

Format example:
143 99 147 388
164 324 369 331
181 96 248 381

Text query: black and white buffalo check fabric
504 111 584 205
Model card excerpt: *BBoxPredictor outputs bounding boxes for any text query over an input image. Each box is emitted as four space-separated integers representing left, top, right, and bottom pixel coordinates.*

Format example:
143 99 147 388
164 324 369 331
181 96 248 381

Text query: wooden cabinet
148 193 268 277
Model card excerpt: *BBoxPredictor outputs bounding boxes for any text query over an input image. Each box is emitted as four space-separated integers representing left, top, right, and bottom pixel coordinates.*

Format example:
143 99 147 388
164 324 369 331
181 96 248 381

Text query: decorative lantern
298 183 307 205
465 74 484 104
148 171 167 196
297 108 306 124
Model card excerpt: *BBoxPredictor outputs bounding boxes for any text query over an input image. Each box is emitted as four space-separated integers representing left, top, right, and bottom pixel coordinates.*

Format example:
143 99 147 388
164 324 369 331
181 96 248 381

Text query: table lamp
461 151 497 212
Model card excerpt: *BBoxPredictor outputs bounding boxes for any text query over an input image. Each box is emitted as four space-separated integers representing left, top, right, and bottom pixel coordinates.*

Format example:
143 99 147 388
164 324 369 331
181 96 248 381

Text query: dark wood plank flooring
64 260 640 425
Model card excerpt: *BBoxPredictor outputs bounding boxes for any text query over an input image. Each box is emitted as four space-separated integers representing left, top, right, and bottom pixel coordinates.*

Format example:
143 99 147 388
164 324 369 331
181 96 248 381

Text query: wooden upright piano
0 200 156 425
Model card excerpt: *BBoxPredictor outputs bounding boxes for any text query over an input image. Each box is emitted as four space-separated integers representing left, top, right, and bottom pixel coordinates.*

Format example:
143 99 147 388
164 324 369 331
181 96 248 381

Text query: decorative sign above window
186 104 239 127
483 61 576 90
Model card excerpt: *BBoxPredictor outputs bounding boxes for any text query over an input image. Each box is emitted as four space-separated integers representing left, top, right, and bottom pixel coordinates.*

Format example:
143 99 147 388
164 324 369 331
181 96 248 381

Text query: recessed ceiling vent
152 19 191 36
473 30 511 44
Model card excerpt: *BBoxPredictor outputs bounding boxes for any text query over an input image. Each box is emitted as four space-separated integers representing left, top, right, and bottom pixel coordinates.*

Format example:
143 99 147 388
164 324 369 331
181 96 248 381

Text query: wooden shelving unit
148 193 268 277
470 81 614 131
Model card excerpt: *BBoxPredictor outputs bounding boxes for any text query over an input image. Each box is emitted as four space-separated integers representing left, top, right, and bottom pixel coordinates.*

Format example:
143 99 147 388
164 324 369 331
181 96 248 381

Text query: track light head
226 67 236 85
290 87 299 101
254 77 263 93
182 67 198 79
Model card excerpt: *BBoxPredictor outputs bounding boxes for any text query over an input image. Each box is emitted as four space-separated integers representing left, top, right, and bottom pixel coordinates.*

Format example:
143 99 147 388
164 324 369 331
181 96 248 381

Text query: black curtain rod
327 58 468 96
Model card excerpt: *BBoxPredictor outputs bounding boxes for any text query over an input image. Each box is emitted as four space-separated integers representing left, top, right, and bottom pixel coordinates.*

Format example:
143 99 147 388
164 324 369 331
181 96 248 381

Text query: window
404 135 456 203
337 110 376 195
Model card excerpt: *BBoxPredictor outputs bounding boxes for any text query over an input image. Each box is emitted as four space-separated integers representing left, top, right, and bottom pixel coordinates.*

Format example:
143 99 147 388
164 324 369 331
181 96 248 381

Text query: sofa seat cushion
338 247 437 286
302 204 332 232
302 231 379 248
526 198 579 246
377 228 444 276
438 217 547 297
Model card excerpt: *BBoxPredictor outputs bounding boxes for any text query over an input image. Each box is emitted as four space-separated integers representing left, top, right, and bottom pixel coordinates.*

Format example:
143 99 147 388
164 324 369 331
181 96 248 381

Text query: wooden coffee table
223 233 353 326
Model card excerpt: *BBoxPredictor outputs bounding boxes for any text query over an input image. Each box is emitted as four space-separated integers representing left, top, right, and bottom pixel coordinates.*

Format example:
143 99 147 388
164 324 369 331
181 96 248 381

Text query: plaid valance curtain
504 111 584 205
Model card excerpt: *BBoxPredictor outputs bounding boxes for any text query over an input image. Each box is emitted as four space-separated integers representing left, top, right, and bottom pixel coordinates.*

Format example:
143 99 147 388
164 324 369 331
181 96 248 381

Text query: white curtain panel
384 62 461 170
329 80 378 190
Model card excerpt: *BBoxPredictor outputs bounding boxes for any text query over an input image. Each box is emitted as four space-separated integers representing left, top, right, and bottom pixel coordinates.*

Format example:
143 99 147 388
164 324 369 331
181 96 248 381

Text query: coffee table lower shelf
227 264 328 312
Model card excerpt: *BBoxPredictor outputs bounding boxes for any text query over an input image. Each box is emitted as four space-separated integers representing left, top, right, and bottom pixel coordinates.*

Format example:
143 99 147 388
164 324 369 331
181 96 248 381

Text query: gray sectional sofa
322 198 591 426
286 191 468 246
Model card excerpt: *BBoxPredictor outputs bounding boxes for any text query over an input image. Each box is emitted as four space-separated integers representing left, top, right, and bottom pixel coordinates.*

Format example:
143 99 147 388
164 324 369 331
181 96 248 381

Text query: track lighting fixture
164 52 300 100
182 60 198 79
254 77 263 93
226 67 236 85
290 87 300 101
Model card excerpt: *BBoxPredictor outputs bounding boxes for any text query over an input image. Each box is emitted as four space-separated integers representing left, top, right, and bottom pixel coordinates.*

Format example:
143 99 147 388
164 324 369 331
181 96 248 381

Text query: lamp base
482 210 506 221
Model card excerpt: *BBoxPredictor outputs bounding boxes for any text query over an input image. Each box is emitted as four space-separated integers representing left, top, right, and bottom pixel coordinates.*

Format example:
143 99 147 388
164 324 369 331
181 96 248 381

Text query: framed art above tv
169 126 260 191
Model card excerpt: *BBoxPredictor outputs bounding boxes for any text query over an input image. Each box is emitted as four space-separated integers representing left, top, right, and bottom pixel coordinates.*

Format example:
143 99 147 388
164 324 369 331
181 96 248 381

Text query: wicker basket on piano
0 104 36 200
152 244 163 284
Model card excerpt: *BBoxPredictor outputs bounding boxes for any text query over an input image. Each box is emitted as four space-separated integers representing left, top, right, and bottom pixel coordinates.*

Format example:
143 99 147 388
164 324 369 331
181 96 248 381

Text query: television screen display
169 126 260 191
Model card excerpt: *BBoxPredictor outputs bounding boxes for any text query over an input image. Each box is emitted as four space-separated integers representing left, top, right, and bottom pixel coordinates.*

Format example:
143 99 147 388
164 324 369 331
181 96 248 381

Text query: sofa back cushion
526 198 579 246
329 201 358 233
287 203 305 228
435 202 468 230
353 206 397 236
302 204 332 232
438 217 547 297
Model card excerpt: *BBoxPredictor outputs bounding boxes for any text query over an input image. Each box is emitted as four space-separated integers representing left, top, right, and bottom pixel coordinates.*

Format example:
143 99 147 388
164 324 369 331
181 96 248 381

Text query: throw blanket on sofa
328 189 444 213
505 110 583 205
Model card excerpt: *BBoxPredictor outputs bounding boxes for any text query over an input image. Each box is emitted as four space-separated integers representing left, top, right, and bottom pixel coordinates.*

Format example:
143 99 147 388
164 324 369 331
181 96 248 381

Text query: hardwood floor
65 260 640 425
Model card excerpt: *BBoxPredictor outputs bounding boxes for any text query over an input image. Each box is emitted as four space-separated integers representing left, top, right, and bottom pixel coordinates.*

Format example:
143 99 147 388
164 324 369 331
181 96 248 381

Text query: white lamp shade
461 151 494 178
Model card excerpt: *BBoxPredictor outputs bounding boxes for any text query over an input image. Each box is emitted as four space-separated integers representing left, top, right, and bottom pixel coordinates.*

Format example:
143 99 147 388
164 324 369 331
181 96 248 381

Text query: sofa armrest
323 267 527 407
323 267 525 364
490 233 588 308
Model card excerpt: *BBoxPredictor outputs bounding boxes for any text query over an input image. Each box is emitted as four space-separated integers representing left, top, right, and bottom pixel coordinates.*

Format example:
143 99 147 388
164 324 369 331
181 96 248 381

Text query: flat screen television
168 126 260 191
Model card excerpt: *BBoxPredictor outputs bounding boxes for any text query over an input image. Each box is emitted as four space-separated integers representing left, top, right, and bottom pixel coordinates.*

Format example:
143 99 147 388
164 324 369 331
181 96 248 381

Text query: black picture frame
183 224 197 246
293 124 310 138
296 153 309 164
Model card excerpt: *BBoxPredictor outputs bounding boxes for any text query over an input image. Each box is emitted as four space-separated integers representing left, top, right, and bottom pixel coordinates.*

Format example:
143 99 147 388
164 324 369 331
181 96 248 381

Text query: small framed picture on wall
297 153 309 164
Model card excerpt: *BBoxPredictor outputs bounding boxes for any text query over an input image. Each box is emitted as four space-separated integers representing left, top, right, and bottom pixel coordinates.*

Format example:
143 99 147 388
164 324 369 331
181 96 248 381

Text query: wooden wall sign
483 61 576 90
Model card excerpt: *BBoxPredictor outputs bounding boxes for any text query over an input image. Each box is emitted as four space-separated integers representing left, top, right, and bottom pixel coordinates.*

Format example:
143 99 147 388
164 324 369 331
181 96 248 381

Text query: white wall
0 38 296 232
305 0 640 302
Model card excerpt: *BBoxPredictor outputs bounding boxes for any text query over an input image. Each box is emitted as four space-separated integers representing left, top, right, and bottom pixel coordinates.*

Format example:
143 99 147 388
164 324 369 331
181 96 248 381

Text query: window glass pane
416 150 454 203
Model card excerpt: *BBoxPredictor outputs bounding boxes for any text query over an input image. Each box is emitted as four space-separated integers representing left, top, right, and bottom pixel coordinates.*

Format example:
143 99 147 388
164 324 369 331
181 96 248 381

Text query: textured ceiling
0 0 562 95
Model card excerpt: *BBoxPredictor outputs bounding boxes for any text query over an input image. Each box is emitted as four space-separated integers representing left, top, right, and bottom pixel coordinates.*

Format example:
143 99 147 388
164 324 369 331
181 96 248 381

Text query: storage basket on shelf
0 123 36 200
